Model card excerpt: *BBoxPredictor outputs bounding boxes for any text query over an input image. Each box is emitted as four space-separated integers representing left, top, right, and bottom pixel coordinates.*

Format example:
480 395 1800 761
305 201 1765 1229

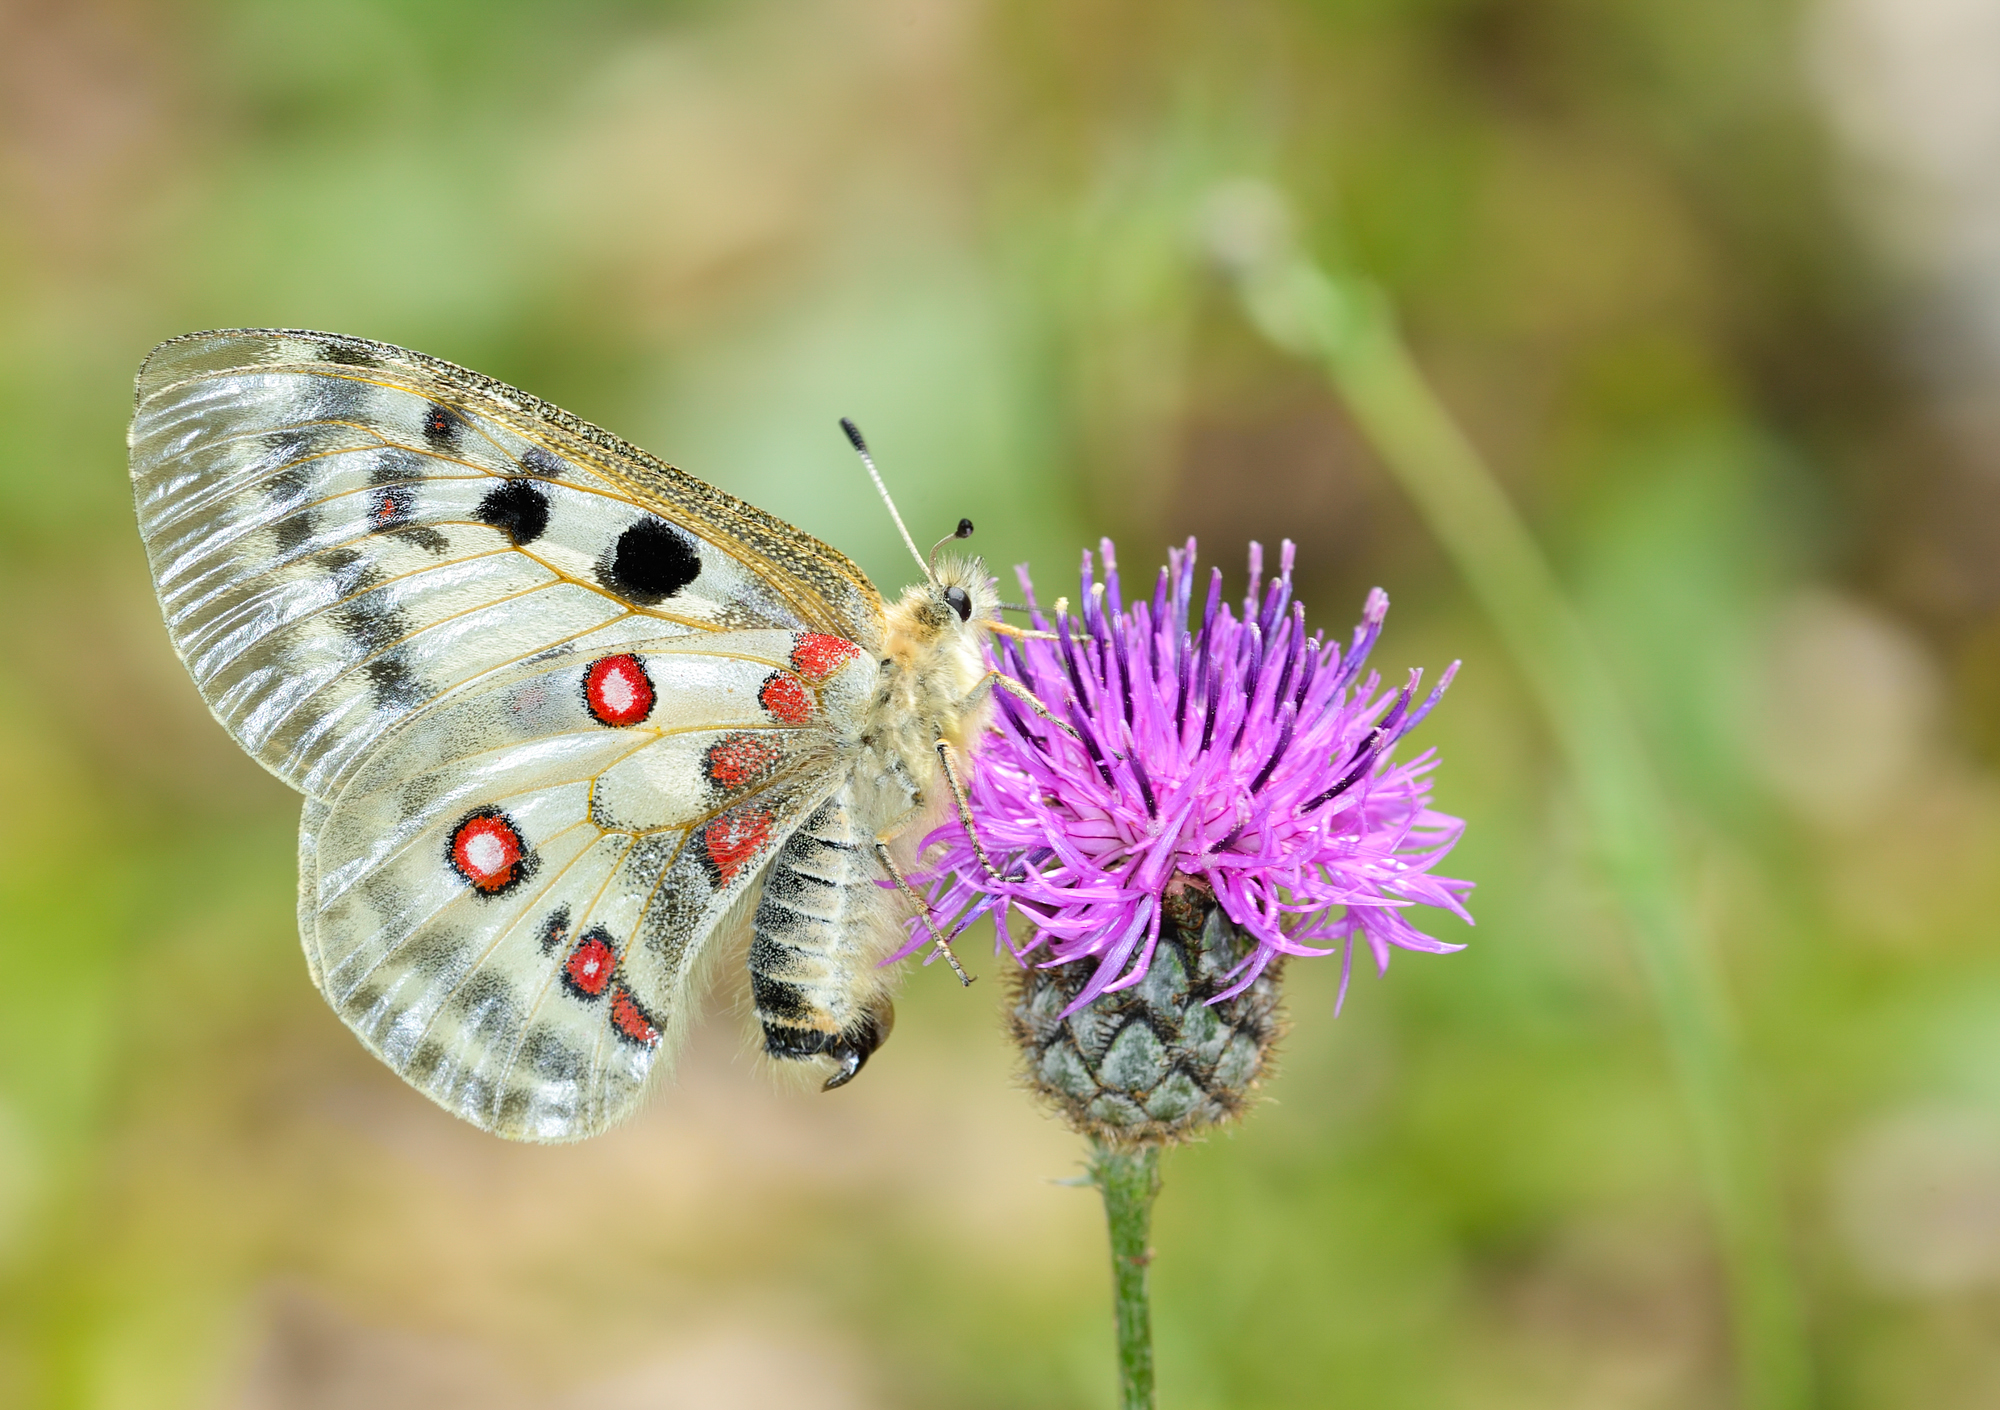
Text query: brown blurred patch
0 0 180 264
1167 393 1373 568
229 1284 874 1410
1468 1214 1724 1410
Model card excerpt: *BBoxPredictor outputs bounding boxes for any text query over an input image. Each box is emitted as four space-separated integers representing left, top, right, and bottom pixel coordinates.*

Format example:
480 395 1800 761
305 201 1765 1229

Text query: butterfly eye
943 585 973 622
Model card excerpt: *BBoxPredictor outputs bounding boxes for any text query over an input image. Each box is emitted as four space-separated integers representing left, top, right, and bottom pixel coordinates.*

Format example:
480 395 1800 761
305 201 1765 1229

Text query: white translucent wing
302 630 873 1141
130 328 882 800
130 328 890 1139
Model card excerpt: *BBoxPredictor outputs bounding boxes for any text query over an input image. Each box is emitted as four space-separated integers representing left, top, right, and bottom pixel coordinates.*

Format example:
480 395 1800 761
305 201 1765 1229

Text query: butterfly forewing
131 329 882 799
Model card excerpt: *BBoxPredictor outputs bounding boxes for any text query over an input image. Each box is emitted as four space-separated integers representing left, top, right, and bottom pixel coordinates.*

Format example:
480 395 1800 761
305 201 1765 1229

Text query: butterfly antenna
841 418 932 583
929 517 974 572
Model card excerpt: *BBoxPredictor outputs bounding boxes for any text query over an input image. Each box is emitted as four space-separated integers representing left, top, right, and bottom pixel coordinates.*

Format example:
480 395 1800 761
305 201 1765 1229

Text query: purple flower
904 538 1472 1015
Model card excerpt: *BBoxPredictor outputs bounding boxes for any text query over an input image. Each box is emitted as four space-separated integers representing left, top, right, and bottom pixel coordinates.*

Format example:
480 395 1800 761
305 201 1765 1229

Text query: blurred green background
4 0 2000 1406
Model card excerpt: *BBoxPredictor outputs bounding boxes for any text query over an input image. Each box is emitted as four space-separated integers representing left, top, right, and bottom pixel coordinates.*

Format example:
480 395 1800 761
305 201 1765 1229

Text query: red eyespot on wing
369 484 414 528
758 671 812 724
584 654 655 727
561 929 618 999
703 732 782 792
791 632 860 681
701 806 773 886
609 985 661 1047
448 810 528 894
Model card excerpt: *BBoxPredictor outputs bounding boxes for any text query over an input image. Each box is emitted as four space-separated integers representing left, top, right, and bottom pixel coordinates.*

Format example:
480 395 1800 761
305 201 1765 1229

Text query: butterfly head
883 513 1001 655
890 549 1000 644
877 545 1004 739
925 517 982 621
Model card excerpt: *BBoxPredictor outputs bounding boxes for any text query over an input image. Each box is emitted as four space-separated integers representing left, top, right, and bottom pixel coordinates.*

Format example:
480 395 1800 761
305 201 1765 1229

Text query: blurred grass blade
1210 181 1809 1410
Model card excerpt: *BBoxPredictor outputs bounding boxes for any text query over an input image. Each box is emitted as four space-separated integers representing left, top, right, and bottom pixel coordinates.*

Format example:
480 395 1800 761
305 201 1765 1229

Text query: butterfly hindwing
130 328 882 800
300 631 873 1140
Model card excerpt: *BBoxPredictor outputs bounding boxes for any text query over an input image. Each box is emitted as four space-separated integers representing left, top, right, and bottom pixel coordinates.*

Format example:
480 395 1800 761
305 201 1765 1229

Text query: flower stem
1224 204 1809 1410
1091 1140 1161 1410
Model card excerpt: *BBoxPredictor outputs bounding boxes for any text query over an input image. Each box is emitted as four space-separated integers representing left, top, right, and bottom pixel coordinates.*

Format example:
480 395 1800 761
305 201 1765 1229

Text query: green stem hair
1091 1140 1162 1410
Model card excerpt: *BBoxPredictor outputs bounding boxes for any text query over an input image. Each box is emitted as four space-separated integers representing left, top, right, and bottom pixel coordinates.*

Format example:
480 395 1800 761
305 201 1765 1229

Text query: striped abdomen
748 787 896 1088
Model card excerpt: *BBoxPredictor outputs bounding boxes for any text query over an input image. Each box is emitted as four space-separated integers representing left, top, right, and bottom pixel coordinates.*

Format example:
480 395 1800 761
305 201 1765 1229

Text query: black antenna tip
955 517 974 538
839 417 869 455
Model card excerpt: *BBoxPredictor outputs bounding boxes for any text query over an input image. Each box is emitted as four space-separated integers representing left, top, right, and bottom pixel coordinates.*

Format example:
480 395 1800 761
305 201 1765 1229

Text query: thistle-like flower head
906 538 1472 1015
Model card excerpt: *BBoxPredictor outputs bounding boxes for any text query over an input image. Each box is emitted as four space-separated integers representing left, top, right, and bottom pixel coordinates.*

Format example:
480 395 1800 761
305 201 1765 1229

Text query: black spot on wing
312 542 355 574
272 512 318 556
422 402 460 444
495 1086 530 1131
334 580 430 708
519 1025 589 1081
393 525 451 554
407 1040 446 1085
519 445 565 479
366 483 415 532
364 645 427 711
496 1079 566 1135
399 929 473 987
330 568 396 644
319 339 380 367
317 545 371 586
269 478 317 554
253 431 326 552
341 982 387 1026
363 453 447 551
637 840 707 972
475 478 551 546
598 516 700 604
538 905 572 954
362 489 448 553
450 971 524 1046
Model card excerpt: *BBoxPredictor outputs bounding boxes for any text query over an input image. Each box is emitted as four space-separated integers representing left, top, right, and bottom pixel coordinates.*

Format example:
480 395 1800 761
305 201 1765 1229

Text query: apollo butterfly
130 329 1041 1142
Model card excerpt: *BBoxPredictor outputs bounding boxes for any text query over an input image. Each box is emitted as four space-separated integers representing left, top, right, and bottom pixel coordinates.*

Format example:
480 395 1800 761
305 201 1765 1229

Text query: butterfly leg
933 738 1001 881
969 670 1080 739
872 838 975 986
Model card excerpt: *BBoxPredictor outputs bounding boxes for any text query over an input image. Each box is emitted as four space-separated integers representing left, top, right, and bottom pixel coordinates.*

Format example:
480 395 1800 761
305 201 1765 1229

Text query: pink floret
901 538 1473 1017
